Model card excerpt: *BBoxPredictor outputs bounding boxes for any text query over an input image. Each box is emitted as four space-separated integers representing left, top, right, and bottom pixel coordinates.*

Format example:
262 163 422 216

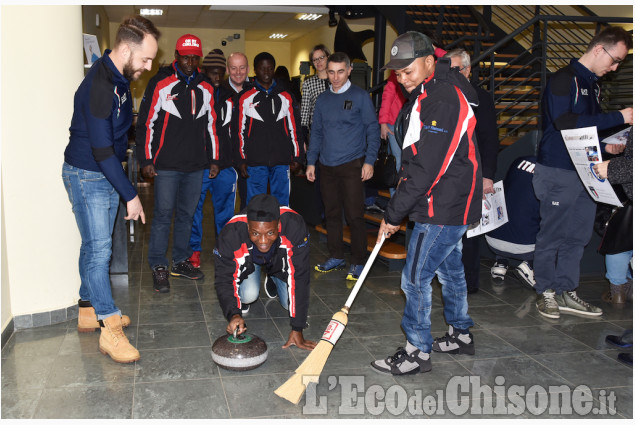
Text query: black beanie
246 194 280 222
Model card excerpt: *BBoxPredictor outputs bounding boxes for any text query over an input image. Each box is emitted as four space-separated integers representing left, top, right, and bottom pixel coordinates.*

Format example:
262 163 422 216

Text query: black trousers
319 158 367 265
462 233 481 289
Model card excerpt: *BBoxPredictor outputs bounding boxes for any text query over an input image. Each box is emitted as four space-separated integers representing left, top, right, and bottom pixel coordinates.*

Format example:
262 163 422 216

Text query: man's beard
123 56 142 81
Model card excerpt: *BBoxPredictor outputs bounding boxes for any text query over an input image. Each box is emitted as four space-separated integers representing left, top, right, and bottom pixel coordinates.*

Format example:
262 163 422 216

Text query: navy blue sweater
64 50 136 202
307 82 380 167
537 59 624 171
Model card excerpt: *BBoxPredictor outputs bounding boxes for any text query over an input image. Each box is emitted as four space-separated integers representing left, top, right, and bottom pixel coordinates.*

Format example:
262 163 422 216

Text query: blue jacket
537 59 624 171
487 156 540 251
307 82 380 167
64 50 136 202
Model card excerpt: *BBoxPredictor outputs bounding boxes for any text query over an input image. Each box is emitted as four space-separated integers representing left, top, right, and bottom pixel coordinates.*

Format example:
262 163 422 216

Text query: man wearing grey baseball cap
371 32 482 376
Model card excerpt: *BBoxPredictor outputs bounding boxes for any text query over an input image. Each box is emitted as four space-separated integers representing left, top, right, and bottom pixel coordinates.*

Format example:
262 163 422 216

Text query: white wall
1 5 83 330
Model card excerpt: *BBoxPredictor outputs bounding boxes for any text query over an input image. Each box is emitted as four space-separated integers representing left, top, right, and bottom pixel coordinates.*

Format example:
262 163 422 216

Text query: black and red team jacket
136 62 219 172
233 81 304 167
385 59 483 227
213 207 310 331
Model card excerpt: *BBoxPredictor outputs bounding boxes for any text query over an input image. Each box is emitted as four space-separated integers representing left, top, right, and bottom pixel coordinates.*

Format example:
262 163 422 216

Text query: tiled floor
2 186 633 419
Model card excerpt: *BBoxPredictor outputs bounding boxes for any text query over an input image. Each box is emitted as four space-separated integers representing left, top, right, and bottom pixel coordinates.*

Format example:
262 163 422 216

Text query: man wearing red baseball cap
137 33 221 293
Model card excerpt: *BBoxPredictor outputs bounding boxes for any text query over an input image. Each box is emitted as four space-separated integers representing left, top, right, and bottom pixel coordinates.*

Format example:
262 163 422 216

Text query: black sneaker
264 275 278 299
152 266 170 293
171 260 204 280
432 325 475 355
371 343 432 376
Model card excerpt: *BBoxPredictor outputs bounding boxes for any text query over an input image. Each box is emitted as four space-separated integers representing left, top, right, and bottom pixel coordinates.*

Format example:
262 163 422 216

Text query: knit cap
202 49 226 69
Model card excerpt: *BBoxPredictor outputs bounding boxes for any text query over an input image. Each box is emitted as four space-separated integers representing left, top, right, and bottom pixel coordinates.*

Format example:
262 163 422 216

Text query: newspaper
561 126 623 207
466 180 508 238
602 126 632 145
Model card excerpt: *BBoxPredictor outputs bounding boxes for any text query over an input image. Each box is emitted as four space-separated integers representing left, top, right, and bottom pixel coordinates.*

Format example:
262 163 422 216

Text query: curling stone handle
233 328 238 339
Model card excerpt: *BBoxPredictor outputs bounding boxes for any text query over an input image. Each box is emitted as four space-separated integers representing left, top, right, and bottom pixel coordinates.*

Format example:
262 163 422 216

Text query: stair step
315 225 407 260
495 104 539 110
497 119 539 126
412 19 478 27
364 211 408 232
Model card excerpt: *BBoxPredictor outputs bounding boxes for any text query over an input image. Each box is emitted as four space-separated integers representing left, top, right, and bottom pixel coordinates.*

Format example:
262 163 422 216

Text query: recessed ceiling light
140 8 163 16
297 13 322 21
269 33 288 39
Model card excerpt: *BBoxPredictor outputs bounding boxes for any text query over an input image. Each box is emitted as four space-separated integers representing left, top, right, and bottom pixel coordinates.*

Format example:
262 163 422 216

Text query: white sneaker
516 261 536 288
491 261 508 280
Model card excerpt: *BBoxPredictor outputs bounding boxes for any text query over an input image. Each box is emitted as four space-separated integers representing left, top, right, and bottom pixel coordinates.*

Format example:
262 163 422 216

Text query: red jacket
378 72 406 125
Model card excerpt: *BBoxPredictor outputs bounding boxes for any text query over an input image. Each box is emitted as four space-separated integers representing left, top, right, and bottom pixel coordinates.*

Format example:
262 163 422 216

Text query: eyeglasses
312 55 327 63
602 46 623 66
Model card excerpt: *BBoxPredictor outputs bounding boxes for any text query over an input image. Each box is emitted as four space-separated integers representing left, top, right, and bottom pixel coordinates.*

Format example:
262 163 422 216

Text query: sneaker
432 325 475 355
365 203 385 214
535 289 559 319
555 290 602 316
171 260 204 280
617 352 633 366
315 258 346 273
152 266 170 293
188 251 201 268
346 264 364 281
241 304 250 314
491 261 508 280
264 275 278 299
605 334 633 348
370 342 432 376
515 261 536 289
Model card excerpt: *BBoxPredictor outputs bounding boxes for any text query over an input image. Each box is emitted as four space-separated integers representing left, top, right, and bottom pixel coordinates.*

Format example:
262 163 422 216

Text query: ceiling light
297 13 322 21
269 33 288 39
139 8 163 16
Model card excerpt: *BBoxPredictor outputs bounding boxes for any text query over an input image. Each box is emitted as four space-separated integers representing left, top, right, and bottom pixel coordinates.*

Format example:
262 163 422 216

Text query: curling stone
211 329 268 371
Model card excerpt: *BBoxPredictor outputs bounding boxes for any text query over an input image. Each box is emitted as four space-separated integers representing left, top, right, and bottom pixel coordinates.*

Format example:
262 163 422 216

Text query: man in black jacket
372 32 482 376
214 194 315 350
233 52 304 207
445 48 500 294
137 34 219 293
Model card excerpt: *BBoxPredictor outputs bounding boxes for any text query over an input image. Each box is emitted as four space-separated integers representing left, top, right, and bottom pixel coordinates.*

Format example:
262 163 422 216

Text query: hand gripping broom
274 233 386 404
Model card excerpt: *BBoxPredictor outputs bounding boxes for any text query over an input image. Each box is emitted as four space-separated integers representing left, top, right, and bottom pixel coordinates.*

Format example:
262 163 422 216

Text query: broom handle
344 233 386 309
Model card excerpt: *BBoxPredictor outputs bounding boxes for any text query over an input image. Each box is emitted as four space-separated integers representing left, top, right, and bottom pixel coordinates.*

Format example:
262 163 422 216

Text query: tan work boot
99 315 140 363
77 300 130 332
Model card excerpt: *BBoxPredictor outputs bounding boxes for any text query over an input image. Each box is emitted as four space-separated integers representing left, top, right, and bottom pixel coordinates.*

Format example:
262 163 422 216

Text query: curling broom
274 233 386 404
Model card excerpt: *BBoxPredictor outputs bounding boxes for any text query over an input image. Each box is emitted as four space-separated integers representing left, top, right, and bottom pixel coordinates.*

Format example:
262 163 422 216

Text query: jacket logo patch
167 93 179 101
580 89 588 96
249 101 260 108
423 120 448 134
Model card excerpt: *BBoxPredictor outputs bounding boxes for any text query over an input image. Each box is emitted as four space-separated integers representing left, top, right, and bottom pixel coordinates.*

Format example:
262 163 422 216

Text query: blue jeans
246 165 290 206
606 250 633 285
401 222 473 353
386 123 402 197
189 167 238 251
238 264 289 309
148 169 204 268
62 163 121 320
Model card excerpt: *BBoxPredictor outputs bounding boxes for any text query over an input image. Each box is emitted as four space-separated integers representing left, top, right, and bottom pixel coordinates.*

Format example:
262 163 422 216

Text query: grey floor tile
223 373 303 417
34 384 133 418
459 355 575 388
201 300 230 322
1 327 66 359
451 328 524 360
1 389 42 419
138 283 201 305
553 321 628 350
531 351 633 388
45 351 136 388
343 311 404 338
469 304 543 329
598 386 633 418
136 321 211 350
1 355 56 391
133 379 228 419
137 301 205 324
135 346 220 382
196 282 219 302
494 325 592 355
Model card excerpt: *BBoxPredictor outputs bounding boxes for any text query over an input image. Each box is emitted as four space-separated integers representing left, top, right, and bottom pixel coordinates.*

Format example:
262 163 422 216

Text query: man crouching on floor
214 194 316 350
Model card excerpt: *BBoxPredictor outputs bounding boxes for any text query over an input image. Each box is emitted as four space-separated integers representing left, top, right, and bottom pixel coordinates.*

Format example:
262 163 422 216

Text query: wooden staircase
313 189 408 270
